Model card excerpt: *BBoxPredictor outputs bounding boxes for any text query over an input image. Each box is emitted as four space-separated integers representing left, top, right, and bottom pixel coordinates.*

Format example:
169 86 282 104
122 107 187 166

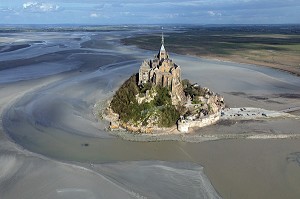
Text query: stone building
138 34 182 89
138 34 185 105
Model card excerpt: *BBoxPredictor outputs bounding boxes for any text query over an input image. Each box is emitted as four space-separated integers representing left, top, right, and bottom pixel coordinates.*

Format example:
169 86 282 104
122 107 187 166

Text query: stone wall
177 112 221 133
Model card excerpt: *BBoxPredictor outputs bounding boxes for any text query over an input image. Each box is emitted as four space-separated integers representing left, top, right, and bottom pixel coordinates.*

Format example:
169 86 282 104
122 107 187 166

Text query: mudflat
0 27 300 199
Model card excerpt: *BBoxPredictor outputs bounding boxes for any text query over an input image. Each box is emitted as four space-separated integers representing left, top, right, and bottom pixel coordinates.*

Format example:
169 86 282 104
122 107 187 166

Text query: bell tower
159 32 168 60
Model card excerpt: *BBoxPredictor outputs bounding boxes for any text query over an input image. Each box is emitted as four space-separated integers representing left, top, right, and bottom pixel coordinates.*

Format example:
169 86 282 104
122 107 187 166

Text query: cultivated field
122 25 300 75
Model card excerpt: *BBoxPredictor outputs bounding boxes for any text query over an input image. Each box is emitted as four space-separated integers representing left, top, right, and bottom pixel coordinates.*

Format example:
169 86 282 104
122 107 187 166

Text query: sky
1 0 299 25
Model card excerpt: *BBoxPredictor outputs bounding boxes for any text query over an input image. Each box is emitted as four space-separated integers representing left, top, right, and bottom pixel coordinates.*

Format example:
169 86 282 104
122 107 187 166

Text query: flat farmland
122 25 300 75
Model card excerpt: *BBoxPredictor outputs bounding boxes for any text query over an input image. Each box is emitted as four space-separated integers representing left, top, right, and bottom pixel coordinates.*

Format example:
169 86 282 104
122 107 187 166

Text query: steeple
160 32 165 52
158 32 168 60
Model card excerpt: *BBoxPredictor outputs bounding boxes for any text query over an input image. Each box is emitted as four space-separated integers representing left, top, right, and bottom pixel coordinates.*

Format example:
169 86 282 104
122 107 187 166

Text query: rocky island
105 34 225 133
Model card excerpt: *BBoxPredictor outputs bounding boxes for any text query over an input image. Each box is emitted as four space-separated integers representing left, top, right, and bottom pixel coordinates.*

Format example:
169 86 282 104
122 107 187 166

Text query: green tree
111 74 140 122
154 86 172 106
111 74 180 128
159 106 180 127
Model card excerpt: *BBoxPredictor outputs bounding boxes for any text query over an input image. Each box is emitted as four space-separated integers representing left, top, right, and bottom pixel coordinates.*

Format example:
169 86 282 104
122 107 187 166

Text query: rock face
136 89 156 104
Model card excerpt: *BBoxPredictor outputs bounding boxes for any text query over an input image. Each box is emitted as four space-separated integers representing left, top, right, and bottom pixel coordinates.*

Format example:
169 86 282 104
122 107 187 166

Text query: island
105 34 225 133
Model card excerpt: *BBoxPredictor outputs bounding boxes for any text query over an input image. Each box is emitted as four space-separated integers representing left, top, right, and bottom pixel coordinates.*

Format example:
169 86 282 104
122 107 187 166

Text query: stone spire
160 32 165 52
157 31 168 60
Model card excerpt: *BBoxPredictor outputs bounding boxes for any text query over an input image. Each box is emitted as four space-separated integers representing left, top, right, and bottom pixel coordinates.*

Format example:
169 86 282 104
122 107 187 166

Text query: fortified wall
177 112 221 133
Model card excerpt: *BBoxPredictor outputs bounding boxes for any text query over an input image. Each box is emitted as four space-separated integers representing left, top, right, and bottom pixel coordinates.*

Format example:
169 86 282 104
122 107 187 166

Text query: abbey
138 34 185 105
107 33 225 133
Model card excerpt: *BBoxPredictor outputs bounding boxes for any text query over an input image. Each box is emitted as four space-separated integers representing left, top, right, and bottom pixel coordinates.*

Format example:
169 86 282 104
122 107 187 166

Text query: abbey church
138 34 186 105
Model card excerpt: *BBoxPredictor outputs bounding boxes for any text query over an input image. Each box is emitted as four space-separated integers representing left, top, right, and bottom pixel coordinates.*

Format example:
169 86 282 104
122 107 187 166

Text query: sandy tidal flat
0 29 300 199
0 31 222 199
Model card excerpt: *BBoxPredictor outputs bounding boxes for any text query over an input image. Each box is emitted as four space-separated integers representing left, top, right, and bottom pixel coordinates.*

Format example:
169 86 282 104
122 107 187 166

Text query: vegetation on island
182 79 206 99
110 74 179 127
109 74 224 132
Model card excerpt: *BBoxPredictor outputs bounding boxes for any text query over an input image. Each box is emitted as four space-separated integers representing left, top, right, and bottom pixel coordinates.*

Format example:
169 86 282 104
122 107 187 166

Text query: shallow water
0 61 81 83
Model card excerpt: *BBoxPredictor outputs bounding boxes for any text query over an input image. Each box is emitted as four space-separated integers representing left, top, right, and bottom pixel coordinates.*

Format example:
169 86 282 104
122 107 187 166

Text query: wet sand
0 31 221 199
1 30 300 199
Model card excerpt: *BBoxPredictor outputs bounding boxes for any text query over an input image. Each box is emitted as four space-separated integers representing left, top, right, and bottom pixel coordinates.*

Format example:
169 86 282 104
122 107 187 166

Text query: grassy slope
122 26 300 76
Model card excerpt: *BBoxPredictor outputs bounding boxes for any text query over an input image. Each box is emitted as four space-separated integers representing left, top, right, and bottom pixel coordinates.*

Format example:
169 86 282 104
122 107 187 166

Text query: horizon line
0 23 300 26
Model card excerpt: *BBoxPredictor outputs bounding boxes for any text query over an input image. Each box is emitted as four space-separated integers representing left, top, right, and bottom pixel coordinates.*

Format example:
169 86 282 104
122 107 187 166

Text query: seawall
178 112 221 133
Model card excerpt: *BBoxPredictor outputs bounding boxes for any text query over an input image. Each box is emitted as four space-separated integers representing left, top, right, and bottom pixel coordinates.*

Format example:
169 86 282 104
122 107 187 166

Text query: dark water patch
265 100 284 104
0 44 30 53
248 96 269 101
0 49 119 71
81 39 112 49
217 120 237 126
0 49 87 70
287 152 300 166
239 119 265 124
33 41 44 44
226 91 299 102
226 92 247 96
275 93 300 99
217 119 265 127
58 44 67 48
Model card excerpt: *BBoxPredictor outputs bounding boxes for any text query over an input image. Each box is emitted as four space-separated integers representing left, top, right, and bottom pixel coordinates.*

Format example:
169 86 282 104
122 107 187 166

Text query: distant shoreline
121 28 300 77
196 54 300 77
127 44 300 77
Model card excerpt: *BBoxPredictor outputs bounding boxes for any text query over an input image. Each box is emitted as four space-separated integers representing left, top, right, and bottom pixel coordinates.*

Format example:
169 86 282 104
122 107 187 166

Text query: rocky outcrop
177 85 225 133
171 82 187 106
136 89 156 104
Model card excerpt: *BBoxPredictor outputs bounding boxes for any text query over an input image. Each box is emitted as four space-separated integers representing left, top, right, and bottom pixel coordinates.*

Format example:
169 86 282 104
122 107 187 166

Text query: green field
122 26 300 75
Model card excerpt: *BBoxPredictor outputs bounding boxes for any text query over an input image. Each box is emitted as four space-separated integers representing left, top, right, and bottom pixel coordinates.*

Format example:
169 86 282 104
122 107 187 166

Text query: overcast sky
1 0 299 24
